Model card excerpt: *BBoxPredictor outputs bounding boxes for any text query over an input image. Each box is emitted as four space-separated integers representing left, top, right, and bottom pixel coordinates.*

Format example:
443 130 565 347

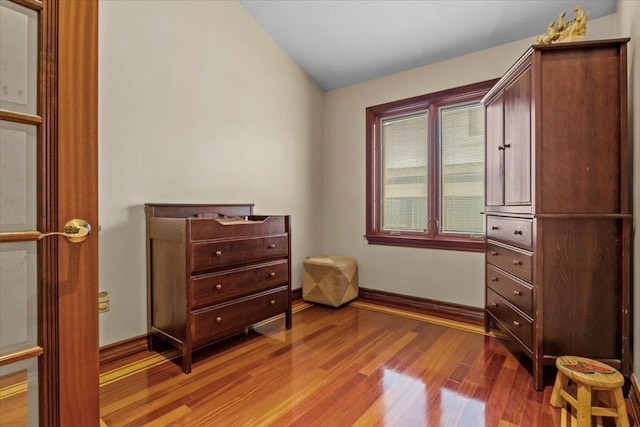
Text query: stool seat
302 256 358 307
550 356 629 427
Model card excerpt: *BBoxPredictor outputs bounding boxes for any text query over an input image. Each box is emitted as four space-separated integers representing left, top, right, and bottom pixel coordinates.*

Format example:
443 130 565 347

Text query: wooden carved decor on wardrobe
482 38 631 391
145 203 292 373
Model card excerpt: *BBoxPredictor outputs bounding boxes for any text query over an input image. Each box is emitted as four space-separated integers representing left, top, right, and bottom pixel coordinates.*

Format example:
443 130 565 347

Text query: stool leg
551 371 569 408
612 388 630 427
576 383 592 427
560 406 568 427
570 406 578 427
594 390 605 427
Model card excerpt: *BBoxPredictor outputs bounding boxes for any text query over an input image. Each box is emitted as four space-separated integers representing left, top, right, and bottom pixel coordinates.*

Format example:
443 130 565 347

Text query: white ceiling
239 0 617 91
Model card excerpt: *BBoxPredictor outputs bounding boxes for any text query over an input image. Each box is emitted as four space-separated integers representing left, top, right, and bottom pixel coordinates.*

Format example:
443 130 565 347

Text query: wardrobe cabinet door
485 95 504 207
504 67 531 207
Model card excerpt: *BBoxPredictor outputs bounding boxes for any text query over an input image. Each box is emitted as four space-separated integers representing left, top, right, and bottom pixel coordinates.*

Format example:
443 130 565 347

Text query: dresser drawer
190 260 289 309
487 216 532 250
486 241 532 282
190 216 287 240
486 288 533 351
191 288 288 344
191 235 288 272
486 264 533 315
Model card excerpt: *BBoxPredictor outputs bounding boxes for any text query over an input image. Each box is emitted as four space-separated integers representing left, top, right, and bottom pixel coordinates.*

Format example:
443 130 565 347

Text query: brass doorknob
38 219 91 243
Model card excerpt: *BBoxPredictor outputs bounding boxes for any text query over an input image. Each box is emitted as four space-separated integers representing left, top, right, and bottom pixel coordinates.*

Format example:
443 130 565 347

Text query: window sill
364 234 485 252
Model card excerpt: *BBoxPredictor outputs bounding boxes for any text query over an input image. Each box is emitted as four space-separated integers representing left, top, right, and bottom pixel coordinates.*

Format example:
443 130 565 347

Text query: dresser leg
147 333 158 352
534 360 544 392
285 308 292 329
182 348 192 374
484 312 491 333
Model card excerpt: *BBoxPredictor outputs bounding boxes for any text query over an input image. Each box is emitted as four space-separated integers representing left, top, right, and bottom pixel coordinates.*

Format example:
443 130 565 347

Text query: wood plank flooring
94 302 631 426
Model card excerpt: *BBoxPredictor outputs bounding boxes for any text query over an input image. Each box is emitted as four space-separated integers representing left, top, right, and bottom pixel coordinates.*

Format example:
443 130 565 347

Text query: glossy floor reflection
99 303 634 426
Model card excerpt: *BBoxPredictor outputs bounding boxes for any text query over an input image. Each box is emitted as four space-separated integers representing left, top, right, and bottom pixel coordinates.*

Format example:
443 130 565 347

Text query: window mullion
428 103 439 239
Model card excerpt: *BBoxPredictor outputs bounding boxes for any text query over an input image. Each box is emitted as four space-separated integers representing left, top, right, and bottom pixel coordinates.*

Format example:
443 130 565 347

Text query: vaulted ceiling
240 0 617 91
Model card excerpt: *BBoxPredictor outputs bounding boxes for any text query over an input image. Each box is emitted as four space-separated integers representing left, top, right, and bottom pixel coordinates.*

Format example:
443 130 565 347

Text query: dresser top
145 203 254 219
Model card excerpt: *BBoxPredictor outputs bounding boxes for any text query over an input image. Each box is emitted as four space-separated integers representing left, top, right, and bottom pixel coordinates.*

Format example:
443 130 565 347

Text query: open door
0 0 99 425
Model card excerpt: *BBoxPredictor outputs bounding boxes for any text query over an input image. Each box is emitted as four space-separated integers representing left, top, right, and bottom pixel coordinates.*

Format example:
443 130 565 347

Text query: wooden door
0 0 99 425
504 67 532 206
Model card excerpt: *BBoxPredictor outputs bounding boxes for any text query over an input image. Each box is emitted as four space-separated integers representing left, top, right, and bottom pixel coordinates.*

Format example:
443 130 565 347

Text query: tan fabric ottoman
302 256 358 307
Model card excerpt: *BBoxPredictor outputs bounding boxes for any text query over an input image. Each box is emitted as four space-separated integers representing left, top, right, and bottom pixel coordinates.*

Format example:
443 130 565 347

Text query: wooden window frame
365 79 498 252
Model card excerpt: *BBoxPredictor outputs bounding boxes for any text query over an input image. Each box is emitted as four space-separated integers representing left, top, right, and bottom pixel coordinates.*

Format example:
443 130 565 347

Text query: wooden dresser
482 39 631 390
145 203 292 373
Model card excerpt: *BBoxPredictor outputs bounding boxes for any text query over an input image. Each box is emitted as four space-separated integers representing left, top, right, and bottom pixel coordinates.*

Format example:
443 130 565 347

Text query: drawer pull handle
216 284 222 290
270 300 276 305
268 244 276 249
269 272 276 277
513 230 523 235
513 260 522 265
513 321 520 327
490 251 498 256
513 290 521 296
491 226 499 230
498 146 505 151
215 250 222 256
489 302 498 307
216 316 222 322
490 277 498 282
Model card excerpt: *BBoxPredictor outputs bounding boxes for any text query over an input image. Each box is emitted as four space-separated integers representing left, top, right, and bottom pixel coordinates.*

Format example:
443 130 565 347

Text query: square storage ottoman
302 256 358 307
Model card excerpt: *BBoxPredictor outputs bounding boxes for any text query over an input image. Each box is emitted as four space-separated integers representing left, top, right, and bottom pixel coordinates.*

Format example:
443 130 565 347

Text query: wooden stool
550 356 629 427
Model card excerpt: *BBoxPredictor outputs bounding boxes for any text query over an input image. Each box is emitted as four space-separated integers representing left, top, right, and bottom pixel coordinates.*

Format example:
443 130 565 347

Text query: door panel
0 358 39 426
0 0 38 116
0 120 38 232
0 242 37 353
0 1 43 424
504 67 532 206
485 95 504 206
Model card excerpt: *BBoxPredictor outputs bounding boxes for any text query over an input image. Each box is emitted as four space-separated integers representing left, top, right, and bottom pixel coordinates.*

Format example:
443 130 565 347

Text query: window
365 79 497 251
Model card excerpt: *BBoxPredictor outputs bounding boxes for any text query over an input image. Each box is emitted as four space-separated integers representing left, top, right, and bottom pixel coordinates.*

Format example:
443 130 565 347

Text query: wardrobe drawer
191 288 288 344
486 242 532 283
487 216 532 250
486 264 533 315
191 235 288 272
190 260 289 309
486 288 533 351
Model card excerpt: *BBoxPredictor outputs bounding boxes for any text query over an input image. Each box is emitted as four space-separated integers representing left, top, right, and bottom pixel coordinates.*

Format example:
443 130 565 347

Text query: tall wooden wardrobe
482 38 631 391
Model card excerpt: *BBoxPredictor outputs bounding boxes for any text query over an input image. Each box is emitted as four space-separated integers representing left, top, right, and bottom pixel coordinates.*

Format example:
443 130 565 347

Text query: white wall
322 15 617 308
98 1 324 345
97 3 625 346
617 0 640 381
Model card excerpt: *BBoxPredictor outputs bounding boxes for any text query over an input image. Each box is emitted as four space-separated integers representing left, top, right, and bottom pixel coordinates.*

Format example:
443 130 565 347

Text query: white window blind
381 113 428 231
440 103 485 234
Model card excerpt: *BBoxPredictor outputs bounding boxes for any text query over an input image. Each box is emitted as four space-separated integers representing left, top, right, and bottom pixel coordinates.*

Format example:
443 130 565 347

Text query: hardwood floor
93 302 633 426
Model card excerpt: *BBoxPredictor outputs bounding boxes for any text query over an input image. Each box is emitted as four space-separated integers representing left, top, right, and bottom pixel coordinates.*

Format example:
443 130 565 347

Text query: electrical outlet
98 291 110 313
